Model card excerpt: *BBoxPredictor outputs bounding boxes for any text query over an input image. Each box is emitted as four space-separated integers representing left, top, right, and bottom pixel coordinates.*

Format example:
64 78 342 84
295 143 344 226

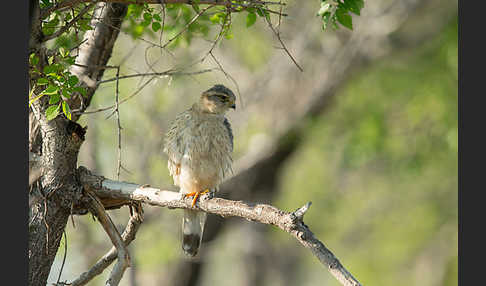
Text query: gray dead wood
79 167 362 286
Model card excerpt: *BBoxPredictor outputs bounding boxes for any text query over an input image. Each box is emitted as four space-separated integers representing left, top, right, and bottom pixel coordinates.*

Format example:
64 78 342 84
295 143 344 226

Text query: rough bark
28 113 86 286
28 3 128 286
70 2 128 121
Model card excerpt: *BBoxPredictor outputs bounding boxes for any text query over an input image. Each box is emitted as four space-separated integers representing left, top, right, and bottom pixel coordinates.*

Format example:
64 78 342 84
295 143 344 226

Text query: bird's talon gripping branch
184 189 210 208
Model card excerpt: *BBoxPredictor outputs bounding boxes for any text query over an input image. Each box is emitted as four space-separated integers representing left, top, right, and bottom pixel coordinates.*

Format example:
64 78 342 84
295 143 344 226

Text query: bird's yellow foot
184 189 210 208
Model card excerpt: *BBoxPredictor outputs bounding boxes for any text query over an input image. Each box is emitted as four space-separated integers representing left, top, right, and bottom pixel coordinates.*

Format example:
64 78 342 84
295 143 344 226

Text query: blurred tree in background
29 0 457 285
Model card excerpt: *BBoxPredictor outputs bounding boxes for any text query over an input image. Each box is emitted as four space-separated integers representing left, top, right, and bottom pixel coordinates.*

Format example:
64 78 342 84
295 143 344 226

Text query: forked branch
85 189 131 286
69 202 143 286
78 166 362 286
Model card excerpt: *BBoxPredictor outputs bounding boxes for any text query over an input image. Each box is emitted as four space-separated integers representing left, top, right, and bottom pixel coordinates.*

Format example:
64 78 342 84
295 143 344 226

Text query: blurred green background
47 1 457 285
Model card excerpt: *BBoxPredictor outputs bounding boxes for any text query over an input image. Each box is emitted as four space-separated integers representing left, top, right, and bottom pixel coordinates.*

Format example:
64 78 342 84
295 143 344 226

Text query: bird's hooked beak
230 102 236 109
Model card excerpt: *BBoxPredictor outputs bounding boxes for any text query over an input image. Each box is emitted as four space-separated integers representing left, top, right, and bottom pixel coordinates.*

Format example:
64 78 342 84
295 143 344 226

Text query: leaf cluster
318 0 364 30
29 0 365 121
29 48 87 121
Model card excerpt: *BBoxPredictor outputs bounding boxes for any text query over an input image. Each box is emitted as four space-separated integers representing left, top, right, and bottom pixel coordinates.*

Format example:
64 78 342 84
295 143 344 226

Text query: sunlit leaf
37 78 49 85
246 12 257 27
45 104 60 121
43 85 59 95
49 93 61 104
62 101 72 120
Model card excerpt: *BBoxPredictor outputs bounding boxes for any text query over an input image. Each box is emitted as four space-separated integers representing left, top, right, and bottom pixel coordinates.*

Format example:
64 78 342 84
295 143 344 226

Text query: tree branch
69 202 144 286
78 166 362 286
85 189 131 286
69 2 128 121
40 0 286 19
41 3 95 42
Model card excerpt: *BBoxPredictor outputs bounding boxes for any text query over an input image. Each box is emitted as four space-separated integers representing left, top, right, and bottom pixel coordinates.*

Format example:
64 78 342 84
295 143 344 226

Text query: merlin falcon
164 84 236 256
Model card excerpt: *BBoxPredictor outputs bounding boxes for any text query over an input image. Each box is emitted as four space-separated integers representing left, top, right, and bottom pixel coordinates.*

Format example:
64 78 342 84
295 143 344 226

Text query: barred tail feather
182 209 207 257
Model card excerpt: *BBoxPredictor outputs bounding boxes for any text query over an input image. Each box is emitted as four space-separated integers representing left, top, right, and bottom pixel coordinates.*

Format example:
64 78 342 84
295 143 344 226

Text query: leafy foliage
318 0 364 30
29 47 87 121
29 0 364 121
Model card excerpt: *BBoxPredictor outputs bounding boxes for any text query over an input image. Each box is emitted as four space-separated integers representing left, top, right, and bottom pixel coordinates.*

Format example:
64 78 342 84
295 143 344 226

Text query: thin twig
114 67 122 180
96 69 215 85
161 4 217 49
81 76 157 116
261 8 303 72
209 52 243 106
56 230 68 285
74 68 214 117
44 197 50 255
70 202 76 228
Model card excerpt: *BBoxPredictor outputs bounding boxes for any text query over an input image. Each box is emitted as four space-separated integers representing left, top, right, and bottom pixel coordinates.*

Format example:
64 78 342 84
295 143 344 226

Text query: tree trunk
28 3 127 285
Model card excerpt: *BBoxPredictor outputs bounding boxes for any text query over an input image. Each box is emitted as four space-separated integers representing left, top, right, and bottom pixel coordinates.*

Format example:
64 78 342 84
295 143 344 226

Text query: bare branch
96 68 215 85
114 67 122 180
161 4 218 49
261 8 303 72
73 68 215 117
86 189 130 286
69 203 144 286
55 231 68 285
78 167 362 286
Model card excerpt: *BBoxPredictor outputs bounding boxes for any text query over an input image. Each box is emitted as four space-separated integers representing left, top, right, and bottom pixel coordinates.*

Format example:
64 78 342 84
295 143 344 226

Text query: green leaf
153 14 162 21
64 56 75 65
141 18 151 27
67 75 79 87
59 47 69 57
43 85 59 95
62 88 71 99
37 78 49 85
256 8 270 22
224 28 233 40
143 12 152 22
152 21 161 32
49 93 60 104
62 101 72 120
318 3 330 16
336 9 353 30
29 53 39 66
43 64 60 75
45 105 60 121
348 0 364 15
256 8 264 17
246 12 257 27
29 93 45 107
42 26 55 36
210 13 225 24
73 86 88 97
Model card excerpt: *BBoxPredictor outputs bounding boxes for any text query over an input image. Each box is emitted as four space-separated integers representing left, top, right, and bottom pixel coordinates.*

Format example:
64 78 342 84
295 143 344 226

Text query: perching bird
164 84 235 257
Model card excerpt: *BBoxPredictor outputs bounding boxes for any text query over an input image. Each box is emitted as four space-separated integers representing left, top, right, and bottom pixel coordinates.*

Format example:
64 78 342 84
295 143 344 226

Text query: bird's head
199 84 236 114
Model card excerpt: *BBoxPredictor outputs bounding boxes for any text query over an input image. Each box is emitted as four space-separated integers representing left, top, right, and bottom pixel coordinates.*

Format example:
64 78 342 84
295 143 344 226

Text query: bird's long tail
182 209 207 257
